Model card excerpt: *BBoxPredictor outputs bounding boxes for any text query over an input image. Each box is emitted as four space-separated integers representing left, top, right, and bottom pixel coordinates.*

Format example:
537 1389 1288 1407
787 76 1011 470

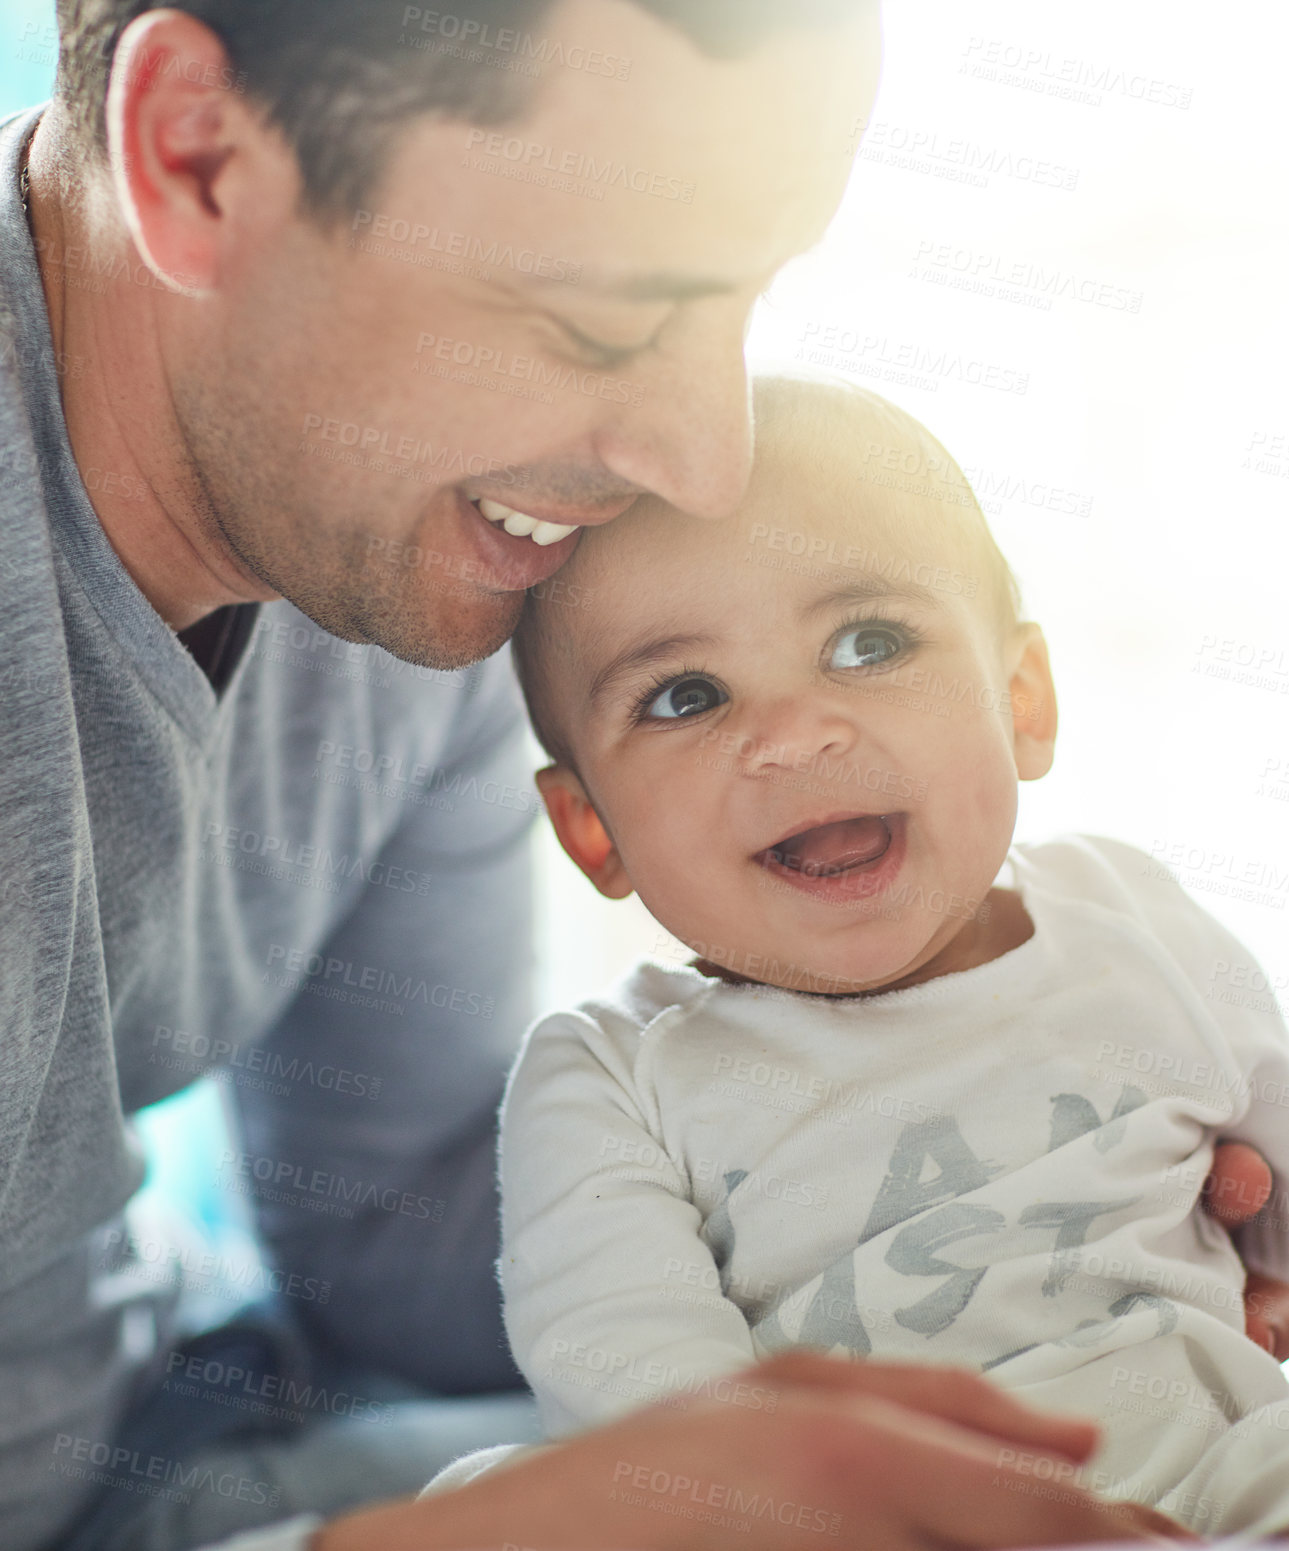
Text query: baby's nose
739 700 858 774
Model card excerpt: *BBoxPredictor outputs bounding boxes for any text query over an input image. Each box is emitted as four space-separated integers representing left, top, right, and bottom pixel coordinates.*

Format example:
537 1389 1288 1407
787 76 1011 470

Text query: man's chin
347 579 525 670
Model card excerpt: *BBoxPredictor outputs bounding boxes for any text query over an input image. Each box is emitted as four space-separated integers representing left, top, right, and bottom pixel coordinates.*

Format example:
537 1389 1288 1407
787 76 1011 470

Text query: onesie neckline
639 841 1056 1015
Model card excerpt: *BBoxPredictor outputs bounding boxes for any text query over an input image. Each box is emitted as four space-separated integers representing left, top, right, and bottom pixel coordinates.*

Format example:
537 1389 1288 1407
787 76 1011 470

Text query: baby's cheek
919 747 1017 859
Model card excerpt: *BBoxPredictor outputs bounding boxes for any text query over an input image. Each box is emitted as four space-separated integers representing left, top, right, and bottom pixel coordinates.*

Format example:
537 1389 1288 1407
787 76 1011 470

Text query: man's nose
591 302 754 519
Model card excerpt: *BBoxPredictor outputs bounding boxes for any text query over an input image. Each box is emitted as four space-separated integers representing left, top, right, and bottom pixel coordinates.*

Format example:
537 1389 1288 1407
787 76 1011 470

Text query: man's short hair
54 0 866 220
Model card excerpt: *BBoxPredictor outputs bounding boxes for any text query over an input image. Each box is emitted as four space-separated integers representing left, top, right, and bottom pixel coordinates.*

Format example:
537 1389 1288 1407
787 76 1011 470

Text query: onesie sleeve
499 1005 759 1437
1200 957 1289 1282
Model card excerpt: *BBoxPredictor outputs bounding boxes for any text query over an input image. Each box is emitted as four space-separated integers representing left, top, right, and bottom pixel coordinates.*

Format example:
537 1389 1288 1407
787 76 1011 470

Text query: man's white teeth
475 498 579 547
530 520 580 546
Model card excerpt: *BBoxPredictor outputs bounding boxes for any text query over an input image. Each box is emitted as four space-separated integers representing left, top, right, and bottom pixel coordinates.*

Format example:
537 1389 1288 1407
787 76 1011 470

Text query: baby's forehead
575 385 978 591
751 378 968 510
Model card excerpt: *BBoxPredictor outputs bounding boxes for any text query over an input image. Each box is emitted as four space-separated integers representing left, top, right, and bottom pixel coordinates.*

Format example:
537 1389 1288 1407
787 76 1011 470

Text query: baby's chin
681 921 949 999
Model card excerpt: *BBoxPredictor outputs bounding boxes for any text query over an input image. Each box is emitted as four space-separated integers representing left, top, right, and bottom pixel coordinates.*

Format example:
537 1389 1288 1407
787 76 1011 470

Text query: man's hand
314 1354 1183 1550
1203 1140 1289 1360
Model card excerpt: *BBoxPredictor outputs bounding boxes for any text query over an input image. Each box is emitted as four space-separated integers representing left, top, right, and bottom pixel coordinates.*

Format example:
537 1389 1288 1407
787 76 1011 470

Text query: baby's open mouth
756 814 894 879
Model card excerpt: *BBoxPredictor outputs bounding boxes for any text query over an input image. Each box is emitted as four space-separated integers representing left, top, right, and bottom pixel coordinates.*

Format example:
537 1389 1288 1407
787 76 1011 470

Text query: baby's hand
1202 1141 1289 1360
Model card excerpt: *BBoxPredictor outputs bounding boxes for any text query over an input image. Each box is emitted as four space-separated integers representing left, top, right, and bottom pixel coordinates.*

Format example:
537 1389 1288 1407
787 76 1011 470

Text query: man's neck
23 113 275 632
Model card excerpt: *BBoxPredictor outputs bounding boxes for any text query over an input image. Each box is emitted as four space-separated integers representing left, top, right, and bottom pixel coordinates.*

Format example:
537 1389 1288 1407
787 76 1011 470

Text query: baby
496 375 1289 1536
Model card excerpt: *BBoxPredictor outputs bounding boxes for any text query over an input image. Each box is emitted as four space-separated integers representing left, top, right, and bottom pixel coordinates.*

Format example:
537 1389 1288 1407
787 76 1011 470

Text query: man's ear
1006 623 1058 781
535 766 634 900
105 10 285 294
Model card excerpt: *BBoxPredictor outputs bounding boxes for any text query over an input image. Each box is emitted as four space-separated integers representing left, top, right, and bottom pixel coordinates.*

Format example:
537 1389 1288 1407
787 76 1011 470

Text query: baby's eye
830 624 906 669
641 675 728 720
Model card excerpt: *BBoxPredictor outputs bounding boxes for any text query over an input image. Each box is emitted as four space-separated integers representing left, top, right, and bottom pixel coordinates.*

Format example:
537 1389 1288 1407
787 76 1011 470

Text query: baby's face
538 395 1055 994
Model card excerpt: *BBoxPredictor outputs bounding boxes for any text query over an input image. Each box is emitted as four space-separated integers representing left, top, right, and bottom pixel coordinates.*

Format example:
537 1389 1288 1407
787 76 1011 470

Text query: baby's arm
1105 837 1289 1282
500 1007 759 1436
1173 931 1289 1281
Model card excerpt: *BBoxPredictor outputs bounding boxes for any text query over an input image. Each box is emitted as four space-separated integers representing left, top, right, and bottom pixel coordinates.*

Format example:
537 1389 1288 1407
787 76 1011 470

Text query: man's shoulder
0 108 61 517
0 349 69 713
0 113 74 702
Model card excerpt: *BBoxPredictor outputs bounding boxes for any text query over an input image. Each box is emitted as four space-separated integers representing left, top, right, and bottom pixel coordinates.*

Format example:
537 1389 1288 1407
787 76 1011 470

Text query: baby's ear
1007 623 1058 781
535 766 634 900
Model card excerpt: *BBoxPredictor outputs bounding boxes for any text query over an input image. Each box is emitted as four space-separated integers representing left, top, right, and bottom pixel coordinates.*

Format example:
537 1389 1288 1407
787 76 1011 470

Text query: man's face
538 394 1039 996
170 0 880 667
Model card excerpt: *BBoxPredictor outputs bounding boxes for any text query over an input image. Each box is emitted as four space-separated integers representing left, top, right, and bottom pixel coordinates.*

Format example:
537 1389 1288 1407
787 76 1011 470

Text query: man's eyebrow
802 576 951 617
588 633 718 709
525 271 740 304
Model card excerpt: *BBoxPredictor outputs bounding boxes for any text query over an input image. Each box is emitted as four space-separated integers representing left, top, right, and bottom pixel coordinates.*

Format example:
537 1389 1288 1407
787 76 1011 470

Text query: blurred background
4 0 1287 1312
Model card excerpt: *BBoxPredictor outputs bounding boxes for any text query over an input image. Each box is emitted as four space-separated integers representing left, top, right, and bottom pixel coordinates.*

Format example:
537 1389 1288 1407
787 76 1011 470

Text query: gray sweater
0 106 536 1551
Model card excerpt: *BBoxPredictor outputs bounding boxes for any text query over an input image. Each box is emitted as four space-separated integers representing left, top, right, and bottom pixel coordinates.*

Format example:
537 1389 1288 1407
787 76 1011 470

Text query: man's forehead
383 3 876 274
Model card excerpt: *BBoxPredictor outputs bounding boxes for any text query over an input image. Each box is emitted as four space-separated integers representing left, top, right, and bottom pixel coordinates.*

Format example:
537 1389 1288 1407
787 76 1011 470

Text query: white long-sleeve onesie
499 836 1289 1537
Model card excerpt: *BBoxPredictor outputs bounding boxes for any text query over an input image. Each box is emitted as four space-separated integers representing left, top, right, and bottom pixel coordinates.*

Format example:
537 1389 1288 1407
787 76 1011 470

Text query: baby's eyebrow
588 632 718 711
801 578 949 617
